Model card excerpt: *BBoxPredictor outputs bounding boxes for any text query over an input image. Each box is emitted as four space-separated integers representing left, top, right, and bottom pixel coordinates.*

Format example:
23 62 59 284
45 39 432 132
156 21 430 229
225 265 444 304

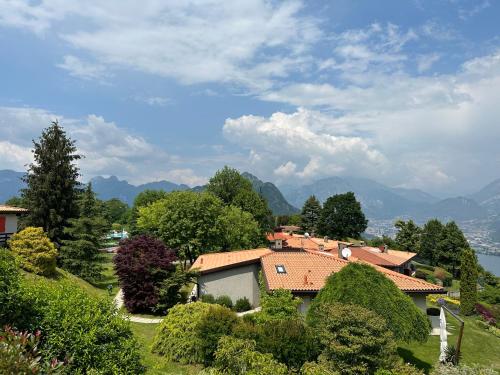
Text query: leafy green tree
366 235 397 248
460 248 478 315
207 166 273 232
60 183 108 282
318 192 368 239
419 219 444 265
102 198 130 225
138 191 224 263
22 121 81 244
301 195 322 234
8 227 57 276
311 303 397 375
3 196 26 207
256 288 302 323
394 220 421 251
307 263 430 342
217 205 263 251
437 221 469 275
128 189 169 235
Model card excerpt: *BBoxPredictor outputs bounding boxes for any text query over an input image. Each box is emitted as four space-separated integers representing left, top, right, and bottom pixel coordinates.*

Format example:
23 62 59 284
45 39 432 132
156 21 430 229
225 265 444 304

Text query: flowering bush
427 294 460 307
475 304 496 326
0 326 64 374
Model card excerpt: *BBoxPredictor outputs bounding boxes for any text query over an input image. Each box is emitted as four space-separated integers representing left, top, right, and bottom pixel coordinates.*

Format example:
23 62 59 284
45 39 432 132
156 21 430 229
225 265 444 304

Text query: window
275 264 286 274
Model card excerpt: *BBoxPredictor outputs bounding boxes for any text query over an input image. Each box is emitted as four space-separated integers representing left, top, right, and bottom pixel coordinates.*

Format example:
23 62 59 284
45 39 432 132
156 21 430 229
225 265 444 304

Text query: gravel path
113 289 163 324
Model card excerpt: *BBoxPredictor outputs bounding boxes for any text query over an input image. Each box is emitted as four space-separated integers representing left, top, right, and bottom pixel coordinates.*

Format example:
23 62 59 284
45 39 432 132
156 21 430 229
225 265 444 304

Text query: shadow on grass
397 347 433 374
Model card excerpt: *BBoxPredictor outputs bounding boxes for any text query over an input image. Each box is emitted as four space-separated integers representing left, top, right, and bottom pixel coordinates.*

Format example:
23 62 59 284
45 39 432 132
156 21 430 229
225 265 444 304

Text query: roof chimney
384 244 388 253
324 236 329 243
200 258 203 264
319 244 325 252
338 242 347 258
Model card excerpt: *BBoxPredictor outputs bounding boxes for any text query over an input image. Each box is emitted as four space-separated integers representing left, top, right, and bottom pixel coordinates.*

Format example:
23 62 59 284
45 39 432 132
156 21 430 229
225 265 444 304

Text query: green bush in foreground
19 279 143 374
8 227 57 276
311 303 397 375
308 263 430 342
152 302 212 364
301 361 339 375
212 336 288 375
215 295 233 309
0 250 22 326
234 297 252 312
201 293 216 303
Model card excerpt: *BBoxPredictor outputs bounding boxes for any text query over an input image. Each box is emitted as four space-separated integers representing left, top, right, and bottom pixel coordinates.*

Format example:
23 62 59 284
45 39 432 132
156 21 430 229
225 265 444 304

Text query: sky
0 0 499 196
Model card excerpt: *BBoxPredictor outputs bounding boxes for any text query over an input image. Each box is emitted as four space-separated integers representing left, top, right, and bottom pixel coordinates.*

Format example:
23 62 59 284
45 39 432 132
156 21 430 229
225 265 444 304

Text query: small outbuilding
0 205 28 246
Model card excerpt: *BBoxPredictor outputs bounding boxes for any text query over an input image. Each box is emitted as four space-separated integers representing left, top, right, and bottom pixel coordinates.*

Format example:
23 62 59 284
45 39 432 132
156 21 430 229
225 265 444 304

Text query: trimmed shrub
256 288 301 323
212 336 288 375
19 279 144 374
8 227 57 276
460 248 478 315
197 305 239 365
254 318 319 369
414 270 427 280
0 326 64 374
214 295 233 309
201 293 215 304
310 303 397 375
114 235 177 314
375 362 424 375
308 263 430 342
234 297 252 312
426 274 438 284
0 250 22 326
152 302 212 364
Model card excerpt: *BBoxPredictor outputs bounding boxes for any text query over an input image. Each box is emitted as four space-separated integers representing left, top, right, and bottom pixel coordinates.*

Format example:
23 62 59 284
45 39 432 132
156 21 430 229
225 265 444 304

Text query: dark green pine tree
22 121 81 244
318 192 368 239
437 221 469 275
60 183 108 282
460 248 478 315
301 195 322 234
419 219 444 265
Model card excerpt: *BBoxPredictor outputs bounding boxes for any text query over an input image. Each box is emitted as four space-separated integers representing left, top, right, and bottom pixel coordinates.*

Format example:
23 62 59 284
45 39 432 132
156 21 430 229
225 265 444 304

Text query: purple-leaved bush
114 235 177 313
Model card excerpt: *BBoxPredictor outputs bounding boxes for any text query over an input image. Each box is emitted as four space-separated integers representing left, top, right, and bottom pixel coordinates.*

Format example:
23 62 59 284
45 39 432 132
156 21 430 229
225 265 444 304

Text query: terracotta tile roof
262 249 443 293
0 205 28 214
349 246 416 267
267 232 291 241
190 248 272 274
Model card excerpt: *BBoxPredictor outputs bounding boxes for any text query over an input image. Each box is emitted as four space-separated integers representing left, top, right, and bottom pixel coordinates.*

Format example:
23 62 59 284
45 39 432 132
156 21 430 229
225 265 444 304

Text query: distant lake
477 253 500 276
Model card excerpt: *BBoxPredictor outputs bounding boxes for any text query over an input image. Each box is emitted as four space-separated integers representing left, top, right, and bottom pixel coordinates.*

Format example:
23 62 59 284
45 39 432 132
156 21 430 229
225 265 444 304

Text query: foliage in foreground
0 326 64 374
308 263 430 342
311 303 397 375
8 227 57 276
432 363 497 375
0 250 22 326
210 336 288 375
17 279 144 374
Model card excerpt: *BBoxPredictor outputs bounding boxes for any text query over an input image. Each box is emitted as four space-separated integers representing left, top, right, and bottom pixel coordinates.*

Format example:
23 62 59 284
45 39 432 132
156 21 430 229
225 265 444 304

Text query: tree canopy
301 195 322 234
22 121 81 244
394 219 421 252
128 189 170 235
318 192 368 239
307 263 430 342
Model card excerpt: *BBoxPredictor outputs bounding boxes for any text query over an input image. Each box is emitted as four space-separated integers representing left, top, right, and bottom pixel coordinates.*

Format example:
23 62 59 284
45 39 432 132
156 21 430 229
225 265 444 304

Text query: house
0 205 28 246
267 232 416 275
191 247 443 313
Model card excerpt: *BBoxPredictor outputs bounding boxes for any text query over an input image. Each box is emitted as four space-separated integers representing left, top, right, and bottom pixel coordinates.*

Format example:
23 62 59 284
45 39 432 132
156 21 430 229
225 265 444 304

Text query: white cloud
0 106 207 186
133 96 171 107
0 0 320 89
223 108 386 183
417 53 441 73
57 55 108 80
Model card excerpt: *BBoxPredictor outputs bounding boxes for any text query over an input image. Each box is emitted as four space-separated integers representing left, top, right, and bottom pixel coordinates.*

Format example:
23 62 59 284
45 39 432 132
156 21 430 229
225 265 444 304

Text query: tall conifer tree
460 248 478 315
60 183 108 281
301 195 322 234
22 121 81 244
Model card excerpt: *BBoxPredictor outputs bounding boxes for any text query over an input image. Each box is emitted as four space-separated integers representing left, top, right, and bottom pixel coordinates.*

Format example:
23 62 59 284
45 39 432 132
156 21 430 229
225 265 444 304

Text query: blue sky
0 0 499 196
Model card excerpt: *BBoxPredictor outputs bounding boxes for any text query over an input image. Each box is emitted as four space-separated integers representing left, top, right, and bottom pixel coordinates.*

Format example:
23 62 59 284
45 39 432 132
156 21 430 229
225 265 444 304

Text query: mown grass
130 322 202 375
90 252 120 295
398 312 500 373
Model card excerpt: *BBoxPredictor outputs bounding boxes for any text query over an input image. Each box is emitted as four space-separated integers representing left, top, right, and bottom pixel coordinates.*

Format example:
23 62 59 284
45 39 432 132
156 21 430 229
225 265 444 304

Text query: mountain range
1 169 499 222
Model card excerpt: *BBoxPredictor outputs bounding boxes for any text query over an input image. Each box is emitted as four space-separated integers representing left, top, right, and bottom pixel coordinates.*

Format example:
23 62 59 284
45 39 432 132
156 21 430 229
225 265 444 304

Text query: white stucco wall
198 263 261 307
411 293 428 311
0 214 18 233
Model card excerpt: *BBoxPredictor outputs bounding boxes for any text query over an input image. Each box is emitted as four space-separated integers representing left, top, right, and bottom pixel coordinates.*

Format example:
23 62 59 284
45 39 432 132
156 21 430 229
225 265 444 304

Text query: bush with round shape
254 318 319 369
197 305 239 365
256 288 301 323
214 295 233 309
375 362 424 375
311 302 397 375
19 278 143 374
234 297 252 312
8 227 57 276
201 293 215 304
212 336 288 375
114 235 177 314
301 361 339 375
152 302 212 364
308 263 430 342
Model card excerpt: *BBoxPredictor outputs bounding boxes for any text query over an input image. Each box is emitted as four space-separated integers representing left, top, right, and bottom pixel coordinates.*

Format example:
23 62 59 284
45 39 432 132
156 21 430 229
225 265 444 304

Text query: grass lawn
398 313 500 373
90 252 120 295
130 322 202 375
